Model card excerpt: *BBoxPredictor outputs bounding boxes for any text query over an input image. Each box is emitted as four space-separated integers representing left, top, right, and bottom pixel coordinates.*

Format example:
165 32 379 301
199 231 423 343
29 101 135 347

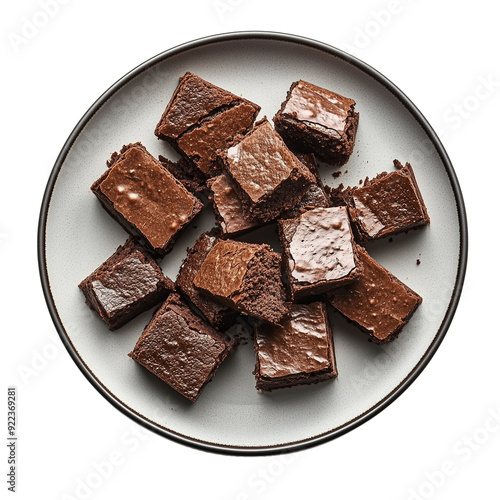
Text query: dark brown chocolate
254 302 337 391
327 245 422 344
278 206 361 300
273 80 359 166
207 172 263 237
155 73 260 177
128 293 234 402
175 231 239 330
78 238 174 330
346 160 430 242
280 152 330 219
193 239 287 325
221 118 316 222
91 143 203 256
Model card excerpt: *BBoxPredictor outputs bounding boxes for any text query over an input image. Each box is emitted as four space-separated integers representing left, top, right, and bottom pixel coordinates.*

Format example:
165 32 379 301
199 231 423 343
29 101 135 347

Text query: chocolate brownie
327 245 422 344
193 240 287 325
280 152 330 219
78 237 174 330
254 302 337 391
220 118 316 222
129 293 234 402
91 143 203 256
273 80 359 166
278 206 361 300
206 172 263 237
175 230 239 330
344 160 430 242
155 72 260 177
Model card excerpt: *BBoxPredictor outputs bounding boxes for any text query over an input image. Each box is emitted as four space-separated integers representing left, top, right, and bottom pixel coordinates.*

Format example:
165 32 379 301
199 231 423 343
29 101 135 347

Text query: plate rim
37 30 468 456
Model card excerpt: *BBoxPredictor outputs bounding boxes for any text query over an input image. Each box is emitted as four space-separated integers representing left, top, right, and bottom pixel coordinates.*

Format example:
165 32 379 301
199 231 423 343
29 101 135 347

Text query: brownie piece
221 118 316 222
280 152 330 219
175 230 239 330
344 160 430 242
155 72 260 177
128 293 234 402
206 172 263 237
254 302 337 391
158 154 205 194
91 143 203 256
193 239 287 325
278 206 361 300
78 237 174 330
273 80 359 166
327 245 422 344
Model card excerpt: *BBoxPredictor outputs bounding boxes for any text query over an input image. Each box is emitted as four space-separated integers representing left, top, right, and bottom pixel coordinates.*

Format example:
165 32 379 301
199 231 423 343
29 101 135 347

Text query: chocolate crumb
332 171 342 179
416 259 421 265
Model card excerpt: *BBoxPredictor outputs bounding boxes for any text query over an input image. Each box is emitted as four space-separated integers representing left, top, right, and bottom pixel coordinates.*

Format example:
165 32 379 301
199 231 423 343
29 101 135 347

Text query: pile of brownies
79 73 430 402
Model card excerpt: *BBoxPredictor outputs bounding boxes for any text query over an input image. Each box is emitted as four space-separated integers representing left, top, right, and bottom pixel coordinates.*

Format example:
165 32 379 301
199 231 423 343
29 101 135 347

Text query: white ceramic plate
39 32 467 455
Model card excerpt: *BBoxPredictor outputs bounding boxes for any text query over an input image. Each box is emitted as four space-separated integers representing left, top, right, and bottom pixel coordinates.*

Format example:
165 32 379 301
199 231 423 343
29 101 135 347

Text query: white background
2 1 499 499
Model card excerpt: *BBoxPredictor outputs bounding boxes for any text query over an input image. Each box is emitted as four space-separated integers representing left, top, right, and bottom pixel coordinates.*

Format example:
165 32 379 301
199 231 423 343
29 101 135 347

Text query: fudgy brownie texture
273 80 359 166
326 245 422 344
280 152 330 219
254 302 337 391
91 143 203 256
158 154 206 194
193 240 287 325
175 230 239 330
155 72 260 177
78 237 174 330
278 206 361 300
128 293 234 402
220 118 316 222
343 160 430 242
207 172 264 237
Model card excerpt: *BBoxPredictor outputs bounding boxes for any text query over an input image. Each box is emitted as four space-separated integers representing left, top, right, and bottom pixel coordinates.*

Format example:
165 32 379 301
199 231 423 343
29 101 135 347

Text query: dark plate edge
37 30 468 457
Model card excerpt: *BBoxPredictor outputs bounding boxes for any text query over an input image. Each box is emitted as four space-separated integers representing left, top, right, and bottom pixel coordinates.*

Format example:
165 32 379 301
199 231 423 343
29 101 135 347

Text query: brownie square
154 72 260 177
327 245 422 344
273 80 359 166
345 159 430 242
128 293 234 402
78 237 174 330
91 143 203 256
193 239 287 325
254 302 337 391
278 206 361 300
175 230 239 330
220 118 316 222
206 172 263 237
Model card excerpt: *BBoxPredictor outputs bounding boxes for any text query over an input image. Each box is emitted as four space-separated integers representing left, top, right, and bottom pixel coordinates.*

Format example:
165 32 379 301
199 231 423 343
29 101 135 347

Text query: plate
38 32 467 455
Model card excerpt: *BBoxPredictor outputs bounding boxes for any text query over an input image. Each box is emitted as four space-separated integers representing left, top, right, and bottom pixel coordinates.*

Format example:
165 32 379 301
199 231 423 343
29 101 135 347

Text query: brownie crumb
332 171 342 179
416 259 421 265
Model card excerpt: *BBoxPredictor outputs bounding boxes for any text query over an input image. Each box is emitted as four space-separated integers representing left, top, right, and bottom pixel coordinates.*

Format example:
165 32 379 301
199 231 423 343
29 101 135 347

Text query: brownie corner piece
193 239 287 325
91 142 203 256
175 230 239 330
254 301 337 391
273 80 359 166
128 293 234 402
278 206 361 300
78 237 174 330
347 159 430 242
221 118 317 222
206 172 264 237
327 245 422 344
